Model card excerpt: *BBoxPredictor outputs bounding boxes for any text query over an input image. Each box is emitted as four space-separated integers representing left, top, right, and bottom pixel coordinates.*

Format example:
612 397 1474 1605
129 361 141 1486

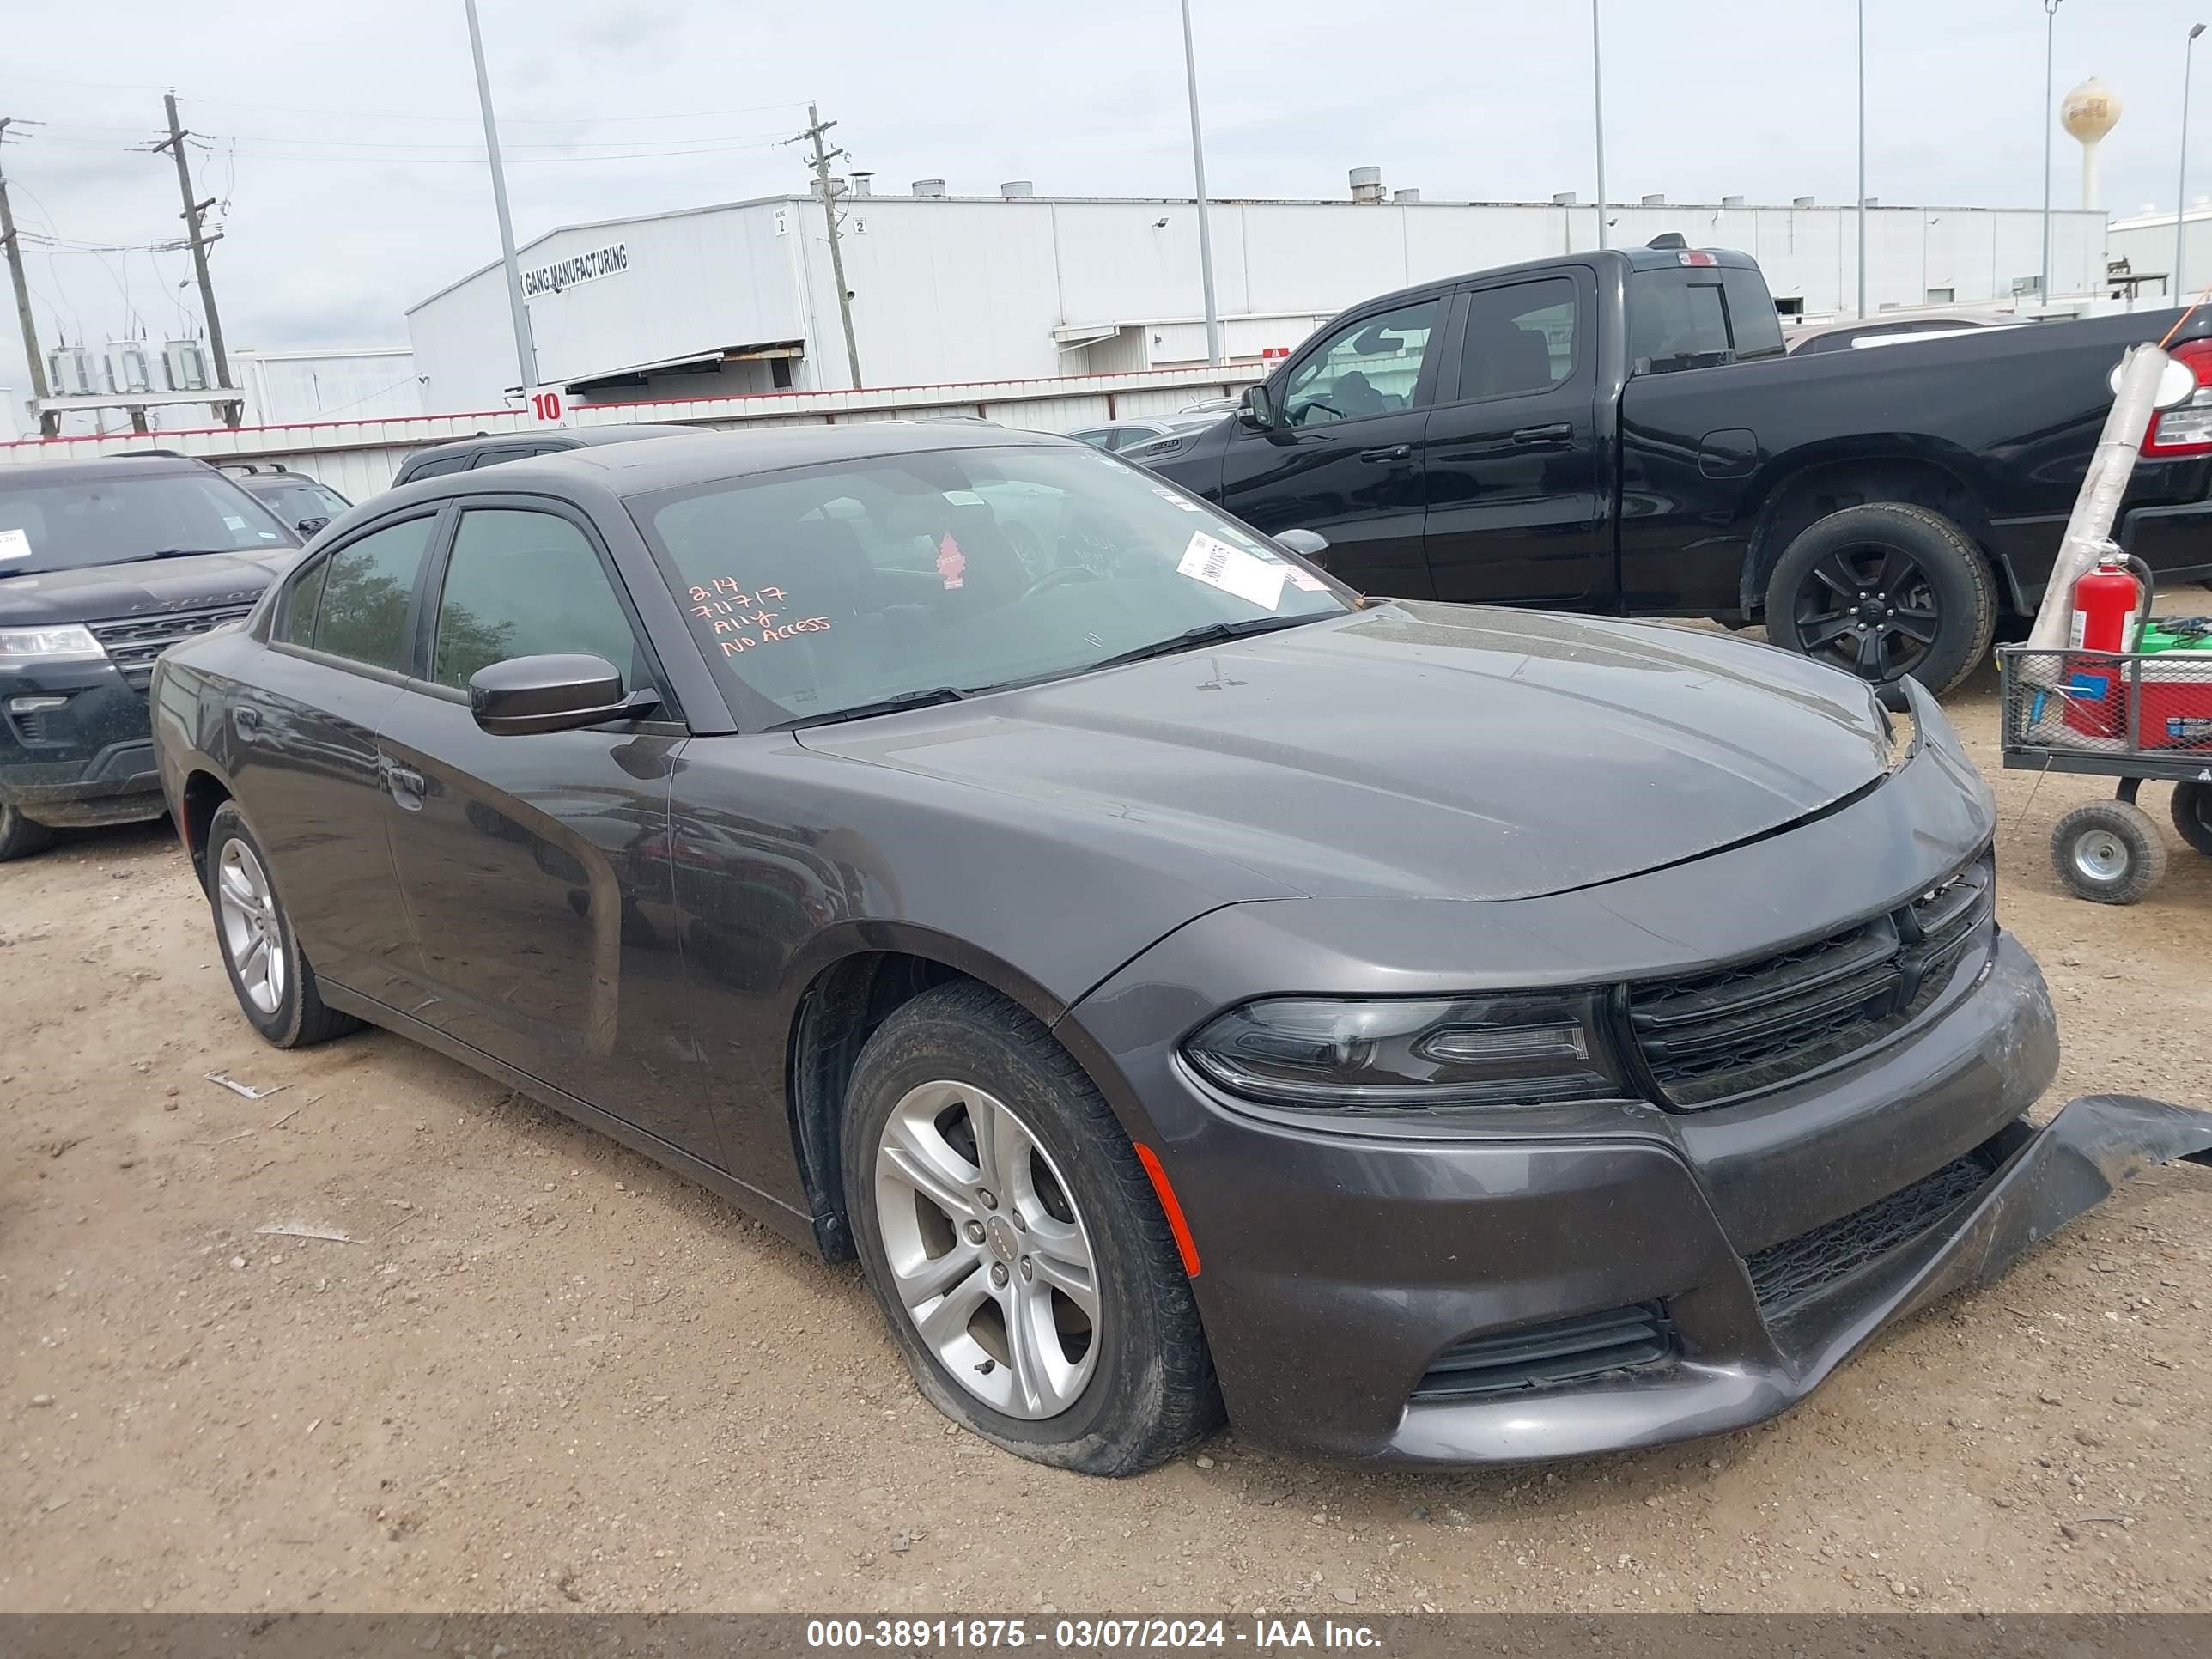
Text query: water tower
2063 76 2123 210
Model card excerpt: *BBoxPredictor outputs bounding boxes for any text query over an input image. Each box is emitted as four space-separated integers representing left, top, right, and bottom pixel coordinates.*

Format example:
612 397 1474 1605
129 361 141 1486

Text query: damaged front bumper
1389 1094 2212 1466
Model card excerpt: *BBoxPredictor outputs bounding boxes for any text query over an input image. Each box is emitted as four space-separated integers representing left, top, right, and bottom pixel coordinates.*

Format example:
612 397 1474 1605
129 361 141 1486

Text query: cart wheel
2173 780 2212 858
2051 799 2168 904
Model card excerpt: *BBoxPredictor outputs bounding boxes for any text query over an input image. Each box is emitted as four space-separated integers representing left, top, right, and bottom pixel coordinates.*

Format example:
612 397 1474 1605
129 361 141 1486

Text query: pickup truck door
1419 270 1612 608
1214 295 1445 599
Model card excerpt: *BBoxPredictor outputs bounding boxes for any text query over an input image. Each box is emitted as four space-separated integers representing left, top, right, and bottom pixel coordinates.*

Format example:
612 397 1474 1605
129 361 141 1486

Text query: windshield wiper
149 547 245 559
776 685 968 730
1085 614 1321 674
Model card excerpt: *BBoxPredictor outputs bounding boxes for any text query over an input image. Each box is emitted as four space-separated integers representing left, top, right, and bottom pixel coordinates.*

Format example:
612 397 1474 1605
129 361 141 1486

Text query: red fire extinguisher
2069 551 2153 653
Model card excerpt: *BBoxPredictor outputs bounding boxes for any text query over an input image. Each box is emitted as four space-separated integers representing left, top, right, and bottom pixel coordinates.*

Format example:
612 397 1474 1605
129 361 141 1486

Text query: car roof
400 422 702 465
377 423 1074 508
0 453 226 487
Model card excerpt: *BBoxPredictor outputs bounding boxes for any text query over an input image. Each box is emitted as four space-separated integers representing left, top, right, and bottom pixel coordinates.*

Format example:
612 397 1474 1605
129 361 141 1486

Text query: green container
2137 619 2212 655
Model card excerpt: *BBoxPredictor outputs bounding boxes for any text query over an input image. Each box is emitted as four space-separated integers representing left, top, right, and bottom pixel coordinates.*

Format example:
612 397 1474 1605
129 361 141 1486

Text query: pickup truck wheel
1765 503 1996 698
0 802 58 862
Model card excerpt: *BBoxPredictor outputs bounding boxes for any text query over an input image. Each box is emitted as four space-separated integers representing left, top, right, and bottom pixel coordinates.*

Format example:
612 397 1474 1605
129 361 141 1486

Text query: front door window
1280 299 1441 427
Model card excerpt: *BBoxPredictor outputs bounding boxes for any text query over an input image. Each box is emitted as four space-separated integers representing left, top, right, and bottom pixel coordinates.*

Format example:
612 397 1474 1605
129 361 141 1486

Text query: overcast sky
1 0 2206 410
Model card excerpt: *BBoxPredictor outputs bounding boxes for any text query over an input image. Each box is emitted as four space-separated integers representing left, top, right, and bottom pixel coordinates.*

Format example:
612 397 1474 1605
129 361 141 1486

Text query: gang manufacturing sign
520 243 629 299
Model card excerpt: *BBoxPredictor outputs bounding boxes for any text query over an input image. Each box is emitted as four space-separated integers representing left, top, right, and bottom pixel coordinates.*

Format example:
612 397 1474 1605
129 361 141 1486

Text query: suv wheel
842 981 1221 1475
204 802 360 1047
1765 502 1996 698
0 801 57 862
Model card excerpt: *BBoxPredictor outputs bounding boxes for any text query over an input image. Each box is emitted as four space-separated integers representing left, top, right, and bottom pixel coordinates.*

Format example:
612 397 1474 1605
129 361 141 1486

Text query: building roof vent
1392 187 1420 204
912 179 946 198
1000 180 1034 198
1722 194 1746 208
850 172 874 197
1641 192 1665 207
1862 196 1880 208
1350 165 1385 204
1793 195 1815 208
1553 191 1578 206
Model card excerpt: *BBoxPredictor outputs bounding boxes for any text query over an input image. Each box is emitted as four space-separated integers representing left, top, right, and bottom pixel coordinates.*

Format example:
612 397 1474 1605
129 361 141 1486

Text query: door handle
232 706 261 738
1511 422 1574 445
1358 443 1413 463
385 763 426 811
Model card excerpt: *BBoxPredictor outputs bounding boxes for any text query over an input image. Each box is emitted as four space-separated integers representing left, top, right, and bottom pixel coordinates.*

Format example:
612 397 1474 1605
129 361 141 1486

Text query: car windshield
630 444 1351 724
0 471 294 576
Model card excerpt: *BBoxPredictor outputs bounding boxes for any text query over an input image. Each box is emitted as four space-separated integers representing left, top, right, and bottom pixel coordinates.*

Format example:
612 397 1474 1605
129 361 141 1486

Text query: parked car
1784 309 2028 356
1145 240 2212 696
222 464 353 538
390 422 702 487
1067 411 1229 456
150 424 2211 1474
0 453 301 859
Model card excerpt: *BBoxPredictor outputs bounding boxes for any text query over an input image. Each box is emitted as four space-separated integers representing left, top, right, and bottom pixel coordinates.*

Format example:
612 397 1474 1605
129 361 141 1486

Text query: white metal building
227 346 425 427
2104 204 2212 299
406 180 2109 410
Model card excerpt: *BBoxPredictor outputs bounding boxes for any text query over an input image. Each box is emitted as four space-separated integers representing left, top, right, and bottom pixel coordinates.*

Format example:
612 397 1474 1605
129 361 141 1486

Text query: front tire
204 801 361 1047
1765 502 1996 698
2051 799 2167 905
0 801 57 862
842 981 1220 1475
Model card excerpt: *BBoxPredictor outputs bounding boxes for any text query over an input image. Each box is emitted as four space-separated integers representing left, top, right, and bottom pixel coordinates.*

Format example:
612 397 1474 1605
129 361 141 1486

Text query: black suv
0 454 301 859
222 464 353 538
389 422 702 486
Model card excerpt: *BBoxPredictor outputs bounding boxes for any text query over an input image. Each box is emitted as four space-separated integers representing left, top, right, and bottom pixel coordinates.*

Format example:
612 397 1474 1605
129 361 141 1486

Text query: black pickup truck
1147 240 2212 694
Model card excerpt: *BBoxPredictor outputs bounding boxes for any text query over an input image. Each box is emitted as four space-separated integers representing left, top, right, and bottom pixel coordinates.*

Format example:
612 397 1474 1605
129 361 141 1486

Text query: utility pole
1590 0 1608 250
798 105 862 390
1178 0 1223 365
2041 0 2062 307
462 0 538 394
153 92 237 424
0 119 58 436
1856 0 1868 319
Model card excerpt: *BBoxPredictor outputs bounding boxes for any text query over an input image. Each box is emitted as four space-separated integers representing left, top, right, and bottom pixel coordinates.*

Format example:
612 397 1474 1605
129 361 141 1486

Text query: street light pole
2042 0 2062 307
463 0 538 393
1178 0 1223 367
2180 23 2206 301
1591 0 1608 251
1856 0 1868 318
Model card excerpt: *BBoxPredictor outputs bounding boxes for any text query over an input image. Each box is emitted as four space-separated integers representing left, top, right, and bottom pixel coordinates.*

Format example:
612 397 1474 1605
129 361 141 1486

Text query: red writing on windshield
690 580 787 608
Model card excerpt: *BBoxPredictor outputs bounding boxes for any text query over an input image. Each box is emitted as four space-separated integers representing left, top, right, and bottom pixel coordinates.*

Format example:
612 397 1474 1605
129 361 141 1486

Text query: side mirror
296 516 331 537
1237 384 1279 431
470 653 660 736
1274 527 1331 569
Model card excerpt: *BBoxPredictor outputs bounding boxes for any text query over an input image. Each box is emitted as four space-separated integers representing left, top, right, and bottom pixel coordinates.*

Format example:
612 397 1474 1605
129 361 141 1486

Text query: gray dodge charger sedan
149 424 2212 1474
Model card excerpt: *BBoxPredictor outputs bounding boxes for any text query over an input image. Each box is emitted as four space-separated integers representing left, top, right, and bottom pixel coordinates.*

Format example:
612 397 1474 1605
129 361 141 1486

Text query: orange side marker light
1133 1142 1200 1279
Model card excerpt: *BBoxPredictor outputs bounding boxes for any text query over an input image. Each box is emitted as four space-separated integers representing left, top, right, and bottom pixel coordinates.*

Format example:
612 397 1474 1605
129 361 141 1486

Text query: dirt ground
5 648 2212 1618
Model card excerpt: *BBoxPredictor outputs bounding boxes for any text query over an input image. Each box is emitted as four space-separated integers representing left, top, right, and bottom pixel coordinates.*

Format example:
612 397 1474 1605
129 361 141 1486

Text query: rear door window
310 516 438 672
1455 277 1581 401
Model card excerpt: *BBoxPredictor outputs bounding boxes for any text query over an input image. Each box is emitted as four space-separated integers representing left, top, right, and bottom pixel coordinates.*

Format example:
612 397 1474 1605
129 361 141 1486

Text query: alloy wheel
216 839 287 1015
872 1080 1101 1419
1792 541 1942 681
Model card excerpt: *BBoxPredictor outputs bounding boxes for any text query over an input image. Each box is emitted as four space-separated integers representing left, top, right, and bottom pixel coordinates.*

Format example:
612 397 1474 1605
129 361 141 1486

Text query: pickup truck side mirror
296 516 331 538
1274 527 1331 569
1237 384 1279 432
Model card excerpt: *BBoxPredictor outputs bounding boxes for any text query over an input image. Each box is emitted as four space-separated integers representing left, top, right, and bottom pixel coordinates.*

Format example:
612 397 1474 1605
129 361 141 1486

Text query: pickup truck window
1283 299 1440 426
1458 278 1579 400
1630 267 1785 372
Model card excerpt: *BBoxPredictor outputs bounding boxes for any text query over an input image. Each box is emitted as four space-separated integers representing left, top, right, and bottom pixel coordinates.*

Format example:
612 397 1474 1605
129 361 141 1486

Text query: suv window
466 445 545 470
1281 299 1441 427
430 508 646 692
311 517 437 672
1458 278 1579 400
1629 267 1786 371
400 453 473 482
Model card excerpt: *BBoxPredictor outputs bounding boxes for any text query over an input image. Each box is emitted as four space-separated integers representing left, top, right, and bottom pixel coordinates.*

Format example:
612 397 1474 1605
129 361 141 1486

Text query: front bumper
0 665 165 827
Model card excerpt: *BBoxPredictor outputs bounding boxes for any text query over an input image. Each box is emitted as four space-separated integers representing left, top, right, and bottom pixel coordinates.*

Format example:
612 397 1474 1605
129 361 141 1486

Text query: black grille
1745 1147 2000 1319
84 605 254 690
1627 854 1995 1109
1410 1304 1676 1401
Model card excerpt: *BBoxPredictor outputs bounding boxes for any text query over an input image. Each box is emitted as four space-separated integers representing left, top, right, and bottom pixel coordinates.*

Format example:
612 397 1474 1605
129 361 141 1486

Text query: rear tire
2051 799 2167 904
842 980 1221 1475
1765 502 1996 698
204 801 361 1047
0 801 57 862
2172 780 2212 857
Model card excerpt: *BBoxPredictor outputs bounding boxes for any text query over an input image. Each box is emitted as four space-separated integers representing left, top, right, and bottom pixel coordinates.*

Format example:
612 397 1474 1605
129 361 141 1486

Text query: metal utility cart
2000 644 2212 903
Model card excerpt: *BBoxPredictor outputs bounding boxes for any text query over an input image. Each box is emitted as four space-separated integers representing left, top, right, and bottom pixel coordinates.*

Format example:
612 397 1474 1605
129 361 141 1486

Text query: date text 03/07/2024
803 1618 1385 1650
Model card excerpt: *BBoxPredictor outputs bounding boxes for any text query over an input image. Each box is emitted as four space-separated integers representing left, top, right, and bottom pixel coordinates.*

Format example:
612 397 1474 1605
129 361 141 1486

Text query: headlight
1183 993 1629 1111
0 624 106 664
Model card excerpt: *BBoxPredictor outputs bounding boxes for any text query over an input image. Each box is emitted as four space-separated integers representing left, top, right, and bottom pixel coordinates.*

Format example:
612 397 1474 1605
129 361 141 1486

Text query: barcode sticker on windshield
0 527 29 562
1177 530 1285 611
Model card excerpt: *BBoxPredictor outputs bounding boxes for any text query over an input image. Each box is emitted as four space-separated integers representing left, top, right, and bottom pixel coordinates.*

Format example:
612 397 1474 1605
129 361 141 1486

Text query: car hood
0 549 292 625
796 601 1897 902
